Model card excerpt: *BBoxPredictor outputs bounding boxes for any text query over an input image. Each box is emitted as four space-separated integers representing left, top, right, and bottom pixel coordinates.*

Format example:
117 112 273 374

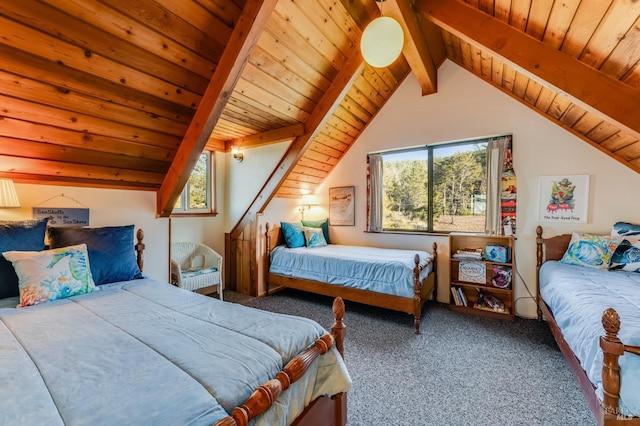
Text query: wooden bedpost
332 297 346 358
600 308 624 415
432 242 438 301
265 223 271 295
413 254 422 335
535 226 543 321
135 228 145 273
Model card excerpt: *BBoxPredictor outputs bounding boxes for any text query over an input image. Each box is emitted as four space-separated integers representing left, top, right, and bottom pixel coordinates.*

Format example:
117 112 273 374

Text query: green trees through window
378 140 487 233
173 151 213 214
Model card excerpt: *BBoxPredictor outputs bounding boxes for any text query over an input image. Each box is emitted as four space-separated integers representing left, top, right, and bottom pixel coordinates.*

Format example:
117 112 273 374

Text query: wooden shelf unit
448 234 515 321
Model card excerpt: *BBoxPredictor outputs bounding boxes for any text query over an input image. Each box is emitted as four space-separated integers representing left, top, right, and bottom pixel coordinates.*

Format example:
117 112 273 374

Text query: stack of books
450 286 468 307
452 247 483 260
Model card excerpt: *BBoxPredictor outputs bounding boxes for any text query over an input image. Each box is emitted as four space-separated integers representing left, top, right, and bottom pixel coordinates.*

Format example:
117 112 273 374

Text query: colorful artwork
538 175 590 223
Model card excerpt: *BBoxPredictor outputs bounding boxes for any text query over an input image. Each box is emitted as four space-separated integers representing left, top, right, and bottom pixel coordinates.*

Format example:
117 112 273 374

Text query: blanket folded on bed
0 279 351 425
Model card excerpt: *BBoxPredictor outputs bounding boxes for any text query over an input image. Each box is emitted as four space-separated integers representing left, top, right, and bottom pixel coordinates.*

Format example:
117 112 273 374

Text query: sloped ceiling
0 0 638 218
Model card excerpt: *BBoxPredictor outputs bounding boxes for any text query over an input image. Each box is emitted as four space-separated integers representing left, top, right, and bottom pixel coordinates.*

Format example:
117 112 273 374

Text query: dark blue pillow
47 225 143 285
280 221 305 248
0 218 48 299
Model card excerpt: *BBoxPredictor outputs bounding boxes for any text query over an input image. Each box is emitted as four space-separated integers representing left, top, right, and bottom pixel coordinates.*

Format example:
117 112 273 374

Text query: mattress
0 279 351 425
539 261 640 417
270 244 434 298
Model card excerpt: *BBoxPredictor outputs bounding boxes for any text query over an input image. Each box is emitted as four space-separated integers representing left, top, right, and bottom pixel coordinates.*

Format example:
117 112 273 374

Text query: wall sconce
361 15 404 68
231 146 244 163
298 194 318 220
0 178 20 208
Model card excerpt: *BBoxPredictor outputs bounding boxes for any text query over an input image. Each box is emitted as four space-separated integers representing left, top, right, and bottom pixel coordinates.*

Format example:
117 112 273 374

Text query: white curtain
485 136 510 235
367 153 383 231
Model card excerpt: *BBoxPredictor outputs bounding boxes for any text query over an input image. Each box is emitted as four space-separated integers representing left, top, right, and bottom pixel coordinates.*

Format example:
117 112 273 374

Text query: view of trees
188 154 208 209
382 146 486 232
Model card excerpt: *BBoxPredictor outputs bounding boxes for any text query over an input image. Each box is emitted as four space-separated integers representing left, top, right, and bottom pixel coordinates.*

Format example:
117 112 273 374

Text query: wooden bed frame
535 226 640 425
134 229 348 426
264 222 437 334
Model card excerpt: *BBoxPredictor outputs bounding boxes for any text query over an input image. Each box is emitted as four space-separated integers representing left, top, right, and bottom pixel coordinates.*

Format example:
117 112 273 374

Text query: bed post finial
332 297 346 359
600 308 623 415
135 228 145 272
535 226 543 321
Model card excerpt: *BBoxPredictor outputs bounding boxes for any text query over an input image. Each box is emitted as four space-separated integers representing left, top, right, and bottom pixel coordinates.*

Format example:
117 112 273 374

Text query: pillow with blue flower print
301 218 331 244
280 221 305 248
559 232 622 270
3 244 97 308
303 227 327 248
611 222 640 237
609 238 640 273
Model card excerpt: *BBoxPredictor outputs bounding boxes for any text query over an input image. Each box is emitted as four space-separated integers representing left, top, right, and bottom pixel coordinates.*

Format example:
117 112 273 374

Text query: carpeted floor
224 289 596 426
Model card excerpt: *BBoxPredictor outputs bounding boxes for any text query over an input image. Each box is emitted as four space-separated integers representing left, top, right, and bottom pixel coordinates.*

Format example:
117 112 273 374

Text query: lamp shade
361 16 404 68
0 178 20 208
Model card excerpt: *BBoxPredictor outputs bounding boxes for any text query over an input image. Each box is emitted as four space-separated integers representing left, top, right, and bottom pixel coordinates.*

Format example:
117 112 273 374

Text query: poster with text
537 175 589 223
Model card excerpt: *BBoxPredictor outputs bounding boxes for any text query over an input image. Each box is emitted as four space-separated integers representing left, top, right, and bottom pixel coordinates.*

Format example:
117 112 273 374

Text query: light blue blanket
0 279 351 425
539 261 640 417
270 244 434 298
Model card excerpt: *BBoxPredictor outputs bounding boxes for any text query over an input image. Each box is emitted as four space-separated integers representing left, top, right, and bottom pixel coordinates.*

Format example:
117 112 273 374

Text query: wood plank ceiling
0 0 638 216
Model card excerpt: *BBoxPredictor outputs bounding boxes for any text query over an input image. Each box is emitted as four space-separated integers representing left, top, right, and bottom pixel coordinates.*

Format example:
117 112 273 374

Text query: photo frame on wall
537 175 589 223
329 186 355 226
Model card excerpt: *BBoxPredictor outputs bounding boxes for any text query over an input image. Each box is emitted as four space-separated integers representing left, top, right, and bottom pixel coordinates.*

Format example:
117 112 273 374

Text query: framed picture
329 186 355 226
537 175 589 223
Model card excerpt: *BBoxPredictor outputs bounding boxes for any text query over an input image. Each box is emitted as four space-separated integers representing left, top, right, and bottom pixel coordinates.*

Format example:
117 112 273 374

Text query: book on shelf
457 287 468 307
451 287 461 305
452 248 483 260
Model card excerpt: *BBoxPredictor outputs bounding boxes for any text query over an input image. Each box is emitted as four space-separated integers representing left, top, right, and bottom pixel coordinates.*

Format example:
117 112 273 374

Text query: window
368 138 488 233
172 151 215 214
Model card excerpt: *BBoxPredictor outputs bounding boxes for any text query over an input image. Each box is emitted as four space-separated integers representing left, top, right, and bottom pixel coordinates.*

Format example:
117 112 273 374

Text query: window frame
369 137 491 234
171 150 217 217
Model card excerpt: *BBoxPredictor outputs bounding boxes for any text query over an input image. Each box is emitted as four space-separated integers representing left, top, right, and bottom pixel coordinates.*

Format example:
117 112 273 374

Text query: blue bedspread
270 244 434 298
539 261 640 417
0 279 351 426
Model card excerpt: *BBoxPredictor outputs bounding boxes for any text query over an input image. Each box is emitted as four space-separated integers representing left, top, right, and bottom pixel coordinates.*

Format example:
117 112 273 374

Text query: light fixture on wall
360 6 404 68
231 146 244 163
298 194 318 220
0 178 20 208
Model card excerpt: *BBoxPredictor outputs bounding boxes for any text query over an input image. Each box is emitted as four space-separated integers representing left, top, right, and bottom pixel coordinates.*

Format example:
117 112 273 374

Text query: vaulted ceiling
0 0 638 218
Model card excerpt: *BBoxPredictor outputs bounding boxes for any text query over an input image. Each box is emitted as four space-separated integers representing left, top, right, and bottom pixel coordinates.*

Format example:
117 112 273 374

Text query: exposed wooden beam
205 138 226 152
381 0 437 95
230 49 365 237
156 0 278 217
418 0 640 135
223 123 305 150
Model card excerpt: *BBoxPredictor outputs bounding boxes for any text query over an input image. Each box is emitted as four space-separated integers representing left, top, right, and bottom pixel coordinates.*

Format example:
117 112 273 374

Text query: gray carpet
224 289 595 426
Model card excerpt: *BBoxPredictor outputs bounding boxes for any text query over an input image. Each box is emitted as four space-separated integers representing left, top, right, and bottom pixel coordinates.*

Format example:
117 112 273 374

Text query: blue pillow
47 225 143 285
611 222 640 237
301 218 331 244
280 222 305 248
559 232 621 270
303 227 327 248
0 218 48 299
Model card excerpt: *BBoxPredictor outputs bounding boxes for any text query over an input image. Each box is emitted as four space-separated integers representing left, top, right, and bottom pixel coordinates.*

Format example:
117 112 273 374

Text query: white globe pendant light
360 16 404 68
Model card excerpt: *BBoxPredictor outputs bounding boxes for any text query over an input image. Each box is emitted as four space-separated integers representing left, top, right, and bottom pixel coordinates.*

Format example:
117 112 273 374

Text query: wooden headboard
265 223 284 254
535 225 571 320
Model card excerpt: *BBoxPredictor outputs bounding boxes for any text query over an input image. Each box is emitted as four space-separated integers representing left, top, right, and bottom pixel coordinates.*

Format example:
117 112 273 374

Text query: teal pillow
280 222 305 248
559 232 621 270
611 222 640 237
301 218 331 244
303 227 327 248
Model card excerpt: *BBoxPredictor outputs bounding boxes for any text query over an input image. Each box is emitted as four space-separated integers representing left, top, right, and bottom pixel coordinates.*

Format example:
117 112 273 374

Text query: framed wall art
537 175 590 223
329 186 355 226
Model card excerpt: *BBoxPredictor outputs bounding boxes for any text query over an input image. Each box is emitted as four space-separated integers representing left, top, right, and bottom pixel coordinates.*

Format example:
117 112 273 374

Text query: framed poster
537 175 589 223
329 186 355 226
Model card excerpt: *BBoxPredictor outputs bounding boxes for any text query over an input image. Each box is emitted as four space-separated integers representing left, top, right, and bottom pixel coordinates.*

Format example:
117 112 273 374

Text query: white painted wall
310 59 640 318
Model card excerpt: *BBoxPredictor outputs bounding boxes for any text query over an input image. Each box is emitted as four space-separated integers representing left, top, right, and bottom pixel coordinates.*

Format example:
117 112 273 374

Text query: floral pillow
303 227 327 248
609 238 640 273
3 244 97 307
559 232 622 270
